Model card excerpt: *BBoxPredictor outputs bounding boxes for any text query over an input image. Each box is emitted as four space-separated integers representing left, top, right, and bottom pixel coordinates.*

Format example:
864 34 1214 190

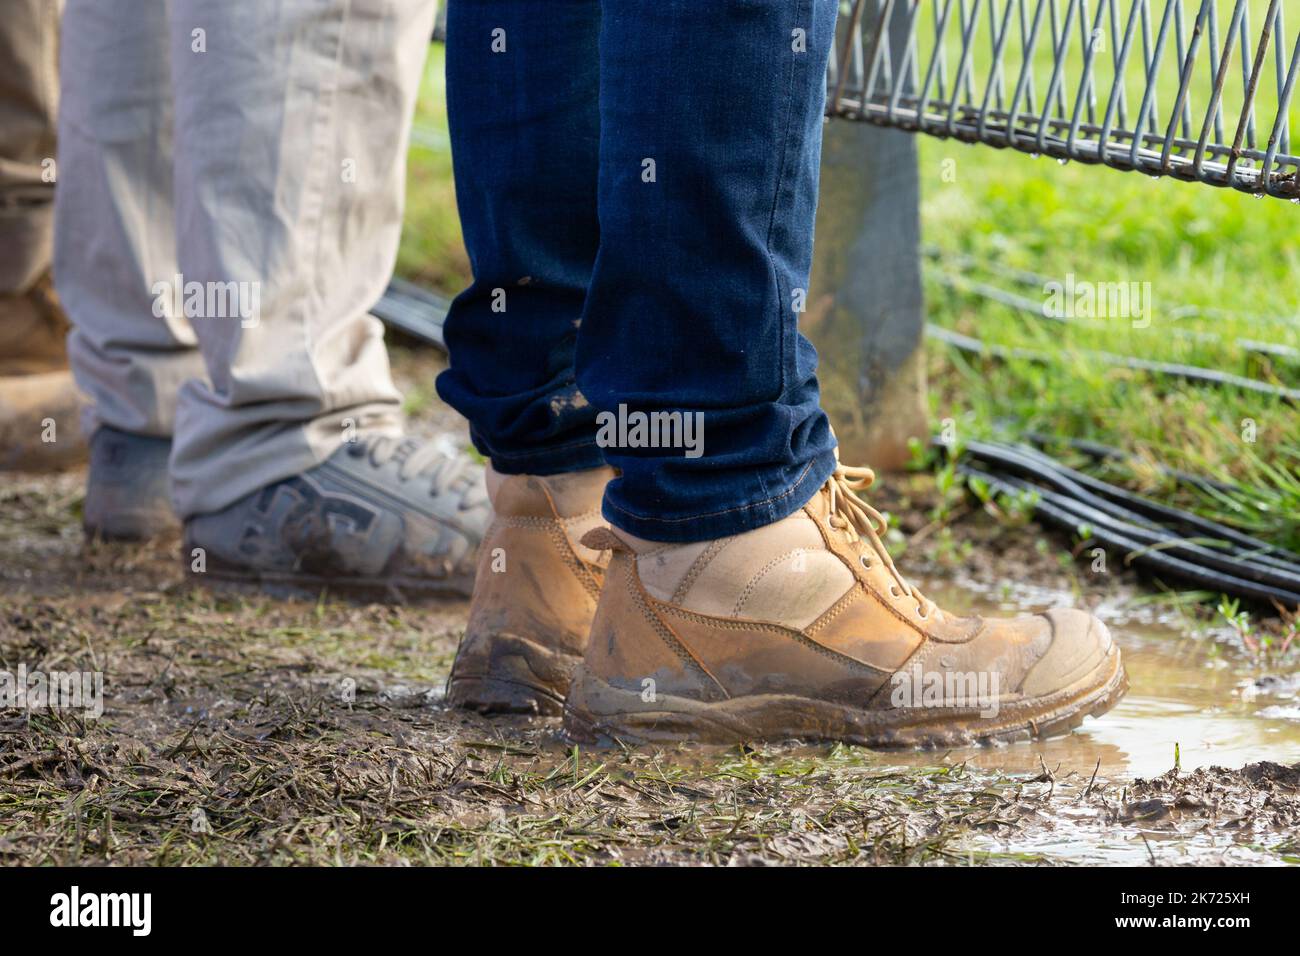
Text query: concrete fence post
806 2 928 471
805 117 928 471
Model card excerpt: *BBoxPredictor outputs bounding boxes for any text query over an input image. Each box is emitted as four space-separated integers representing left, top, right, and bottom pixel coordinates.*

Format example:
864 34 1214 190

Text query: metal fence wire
827 0 1300 200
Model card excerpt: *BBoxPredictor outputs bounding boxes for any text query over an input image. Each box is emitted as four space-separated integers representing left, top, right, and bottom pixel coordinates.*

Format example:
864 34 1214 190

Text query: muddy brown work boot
0 273 70 377
0 370 87 472
0 274 88 472
447 465 614 716
563 462 1126 747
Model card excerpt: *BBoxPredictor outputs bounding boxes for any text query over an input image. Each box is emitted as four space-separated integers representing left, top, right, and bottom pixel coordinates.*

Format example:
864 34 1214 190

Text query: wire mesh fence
827 0 1300 200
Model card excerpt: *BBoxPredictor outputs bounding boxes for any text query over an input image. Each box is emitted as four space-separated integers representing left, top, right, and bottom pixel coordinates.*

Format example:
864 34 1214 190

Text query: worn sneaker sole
184 555 474 602
562 643 1127 749
447 632 580 717
85 508 181 543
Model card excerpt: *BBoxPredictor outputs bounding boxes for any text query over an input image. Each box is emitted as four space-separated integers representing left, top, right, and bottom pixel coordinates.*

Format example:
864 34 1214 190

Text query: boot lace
827 463 933 619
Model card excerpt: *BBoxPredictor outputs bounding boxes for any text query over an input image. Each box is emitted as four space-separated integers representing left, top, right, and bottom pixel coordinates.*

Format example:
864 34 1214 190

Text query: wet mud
0 348 1296 865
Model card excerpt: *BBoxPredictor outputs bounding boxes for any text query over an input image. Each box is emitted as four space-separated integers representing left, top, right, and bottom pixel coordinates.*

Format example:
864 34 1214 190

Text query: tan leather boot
0 370 87 472
447 465 614 715
0 274 88 471
563 463 1126 747
0 273 70 376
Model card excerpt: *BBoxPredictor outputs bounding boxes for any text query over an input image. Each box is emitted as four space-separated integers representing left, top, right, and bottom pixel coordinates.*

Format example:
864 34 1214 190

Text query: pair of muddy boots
448 463 1127 747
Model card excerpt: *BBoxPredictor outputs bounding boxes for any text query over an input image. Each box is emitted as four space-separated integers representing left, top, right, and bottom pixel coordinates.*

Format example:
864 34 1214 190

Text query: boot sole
184 556 474 601
447 632 581 717
562 643 1127 749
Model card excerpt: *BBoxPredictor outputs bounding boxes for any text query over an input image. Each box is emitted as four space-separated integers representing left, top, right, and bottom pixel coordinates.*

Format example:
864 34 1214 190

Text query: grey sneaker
84 426 179 541
184 435 489 600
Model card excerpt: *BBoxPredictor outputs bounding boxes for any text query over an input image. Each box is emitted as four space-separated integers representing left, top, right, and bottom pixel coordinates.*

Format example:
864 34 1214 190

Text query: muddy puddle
887 575 1300 779
912 577 1297 863
616 573 1300 865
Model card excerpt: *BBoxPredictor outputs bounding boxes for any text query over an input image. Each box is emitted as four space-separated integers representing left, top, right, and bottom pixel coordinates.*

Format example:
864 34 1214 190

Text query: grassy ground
4 451 1297 865
919 137 1300 555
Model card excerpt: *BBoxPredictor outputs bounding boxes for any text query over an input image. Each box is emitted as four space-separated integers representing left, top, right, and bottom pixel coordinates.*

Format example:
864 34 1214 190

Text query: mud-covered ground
1 347 1297 866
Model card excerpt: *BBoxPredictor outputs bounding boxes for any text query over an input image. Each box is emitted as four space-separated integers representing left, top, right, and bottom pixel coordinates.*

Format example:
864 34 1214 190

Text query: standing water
866 575 1300 864
892 575 1300 778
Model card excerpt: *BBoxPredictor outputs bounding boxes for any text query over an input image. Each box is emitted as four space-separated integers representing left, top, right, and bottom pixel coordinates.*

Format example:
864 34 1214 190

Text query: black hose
964 440 1300 568
1021 431 1242 495
958 463 1300 607
959 447 1300 591
945 440 1300 608
927 324 1300 404
961 461 1300 594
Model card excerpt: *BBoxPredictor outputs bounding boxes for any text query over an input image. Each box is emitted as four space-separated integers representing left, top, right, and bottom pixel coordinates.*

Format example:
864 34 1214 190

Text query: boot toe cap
1018 608 1114 698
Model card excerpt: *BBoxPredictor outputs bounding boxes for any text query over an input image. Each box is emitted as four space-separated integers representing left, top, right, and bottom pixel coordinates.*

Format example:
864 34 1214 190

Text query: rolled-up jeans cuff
600 448 838 543
479 433 607 477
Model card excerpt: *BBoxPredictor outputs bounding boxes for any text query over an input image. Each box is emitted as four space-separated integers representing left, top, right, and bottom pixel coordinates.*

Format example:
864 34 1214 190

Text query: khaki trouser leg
55 0 206 439
166 0 436 518
0 0 62 295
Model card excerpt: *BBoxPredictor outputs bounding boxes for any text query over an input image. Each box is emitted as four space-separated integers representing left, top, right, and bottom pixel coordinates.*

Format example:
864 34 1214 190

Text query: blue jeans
438 0 839 542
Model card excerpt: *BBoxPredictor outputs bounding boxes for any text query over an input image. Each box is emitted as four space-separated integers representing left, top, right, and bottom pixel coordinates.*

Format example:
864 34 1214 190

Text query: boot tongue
804 484 833 522
591 525 663 555
580 526 628 553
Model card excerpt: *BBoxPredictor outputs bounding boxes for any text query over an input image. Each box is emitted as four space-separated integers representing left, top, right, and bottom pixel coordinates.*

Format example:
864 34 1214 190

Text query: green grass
396 45 467 294
397 43 1300 557
918 134 1300 553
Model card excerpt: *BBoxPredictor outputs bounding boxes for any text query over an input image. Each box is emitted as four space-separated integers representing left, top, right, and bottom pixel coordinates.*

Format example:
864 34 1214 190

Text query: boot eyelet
860 555 872 570
888 584 902 598
916 605 929 619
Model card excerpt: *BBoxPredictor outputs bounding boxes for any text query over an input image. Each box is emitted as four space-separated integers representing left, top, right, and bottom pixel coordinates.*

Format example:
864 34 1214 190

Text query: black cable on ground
946 440 1300 608
960 442 1300 588
1020 431 1242 495
965 441 1300 568
927 324 1300 404
959 463 1300 607
961 454 1300 590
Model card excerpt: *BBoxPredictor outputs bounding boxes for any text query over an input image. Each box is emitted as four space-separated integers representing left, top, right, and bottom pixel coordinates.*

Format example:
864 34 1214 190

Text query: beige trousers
0 0 62 295
55 0 437 517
